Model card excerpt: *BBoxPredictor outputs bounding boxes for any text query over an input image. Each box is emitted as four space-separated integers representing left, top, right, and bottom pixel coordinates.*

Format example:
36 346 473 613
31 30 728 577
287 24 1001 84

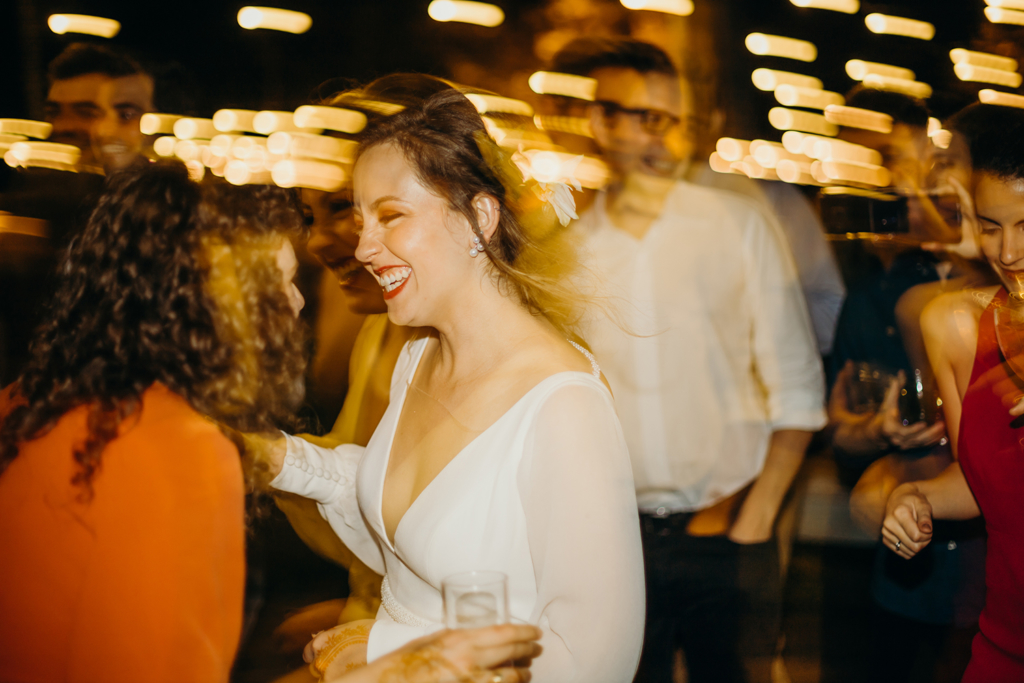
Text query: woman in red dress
884 119 1024 681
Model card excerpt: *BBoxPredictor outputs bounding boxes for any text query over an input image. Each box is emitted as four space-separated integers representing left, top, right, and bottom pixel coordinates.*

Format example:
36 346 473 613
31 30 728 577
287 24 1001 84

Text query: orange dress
0 383 245 683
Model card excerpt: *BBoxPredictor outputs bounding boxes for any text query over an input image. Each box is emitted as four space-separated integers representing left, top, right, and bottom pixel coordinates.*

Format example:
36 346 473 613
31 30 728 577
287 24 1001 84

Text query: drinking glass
995 290 1024 380
847 362 895 415
442 571 508 629
899 367 942 426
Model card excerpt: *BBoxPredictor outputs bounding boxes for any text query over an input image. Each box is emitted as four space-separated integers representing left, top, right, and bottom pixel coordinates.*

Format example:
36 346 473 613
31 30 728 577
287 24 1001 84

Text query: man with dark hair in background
0 43 175 385
544 37 845 357
563 37 827 683
43 42 156 174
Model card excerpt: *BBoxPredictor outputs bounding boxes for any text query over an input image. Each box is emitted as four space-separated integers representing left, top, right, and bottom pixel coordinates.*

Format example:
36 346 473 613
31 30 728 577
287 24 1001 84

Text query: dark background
2 0 1012 137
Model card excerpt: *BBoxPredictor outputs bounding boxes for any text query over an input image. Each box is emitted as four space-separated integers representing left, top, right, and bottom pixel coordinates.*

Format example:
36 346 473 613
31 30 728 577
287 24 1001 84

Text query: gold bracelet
311 622 372 680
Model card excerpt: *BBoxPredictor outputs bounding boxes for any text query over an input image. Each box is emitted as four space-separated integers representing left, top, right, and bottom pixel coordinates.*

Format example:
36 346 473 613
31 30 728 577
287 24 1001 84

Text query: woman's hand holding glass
304 621 542 683
830 361 946 453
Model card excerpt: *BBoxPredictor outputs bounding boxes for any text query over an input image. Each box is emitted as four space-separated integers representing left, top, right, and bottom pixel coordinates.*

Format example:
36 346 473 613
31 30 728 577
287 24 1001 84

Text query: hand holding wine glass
442 571 509 629
305 621 542 683
993 290 1024 417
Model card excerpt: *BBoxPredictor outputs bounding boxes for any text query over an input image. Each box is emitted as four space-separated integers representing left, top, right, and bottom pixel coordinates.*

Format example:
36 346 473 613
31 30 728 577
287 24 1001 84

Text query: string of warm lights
213 110 259 134
22 0 1024 193
237 7 312 34
619 0 694 17
774 85 844 110
864 14 935 41
173 118 217 141
985 5 1024 25
979 89 1024 108
745 34 818 62
751 69 823 92
823 106 893 134
48 14 120 38
427 1 505 27
716 1 957 186
789 0 859 13
293 106 368 134
528 72 597 101
140 114 182 136
845 60 915 82
0 120 52 139
950 48 1018 72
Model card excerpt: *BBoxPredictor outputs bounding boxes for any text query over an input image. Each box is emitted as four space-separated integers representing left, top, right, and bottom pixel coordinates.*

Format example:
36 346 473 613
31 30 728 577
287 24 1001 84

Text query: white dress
271 335 646 683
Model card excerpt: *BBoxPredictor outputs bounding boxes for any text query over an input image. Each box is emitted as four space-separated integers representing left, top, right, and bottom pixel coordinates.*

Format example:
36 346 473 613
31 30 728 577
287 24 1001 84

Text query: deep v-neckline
376 337 599 551
378 338 513 550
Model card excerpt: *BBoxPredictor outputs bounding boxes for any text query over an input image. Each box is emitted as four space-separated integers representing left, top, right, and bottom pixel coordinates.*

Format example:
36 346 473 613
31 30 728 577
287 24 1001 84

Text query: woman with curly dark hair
0 160 308 682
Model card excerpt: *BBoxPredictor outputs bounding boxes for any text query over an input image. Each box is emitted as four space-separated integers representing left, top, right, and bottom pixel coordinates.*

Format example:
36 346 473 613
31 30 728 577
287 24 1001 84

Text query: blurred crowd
3 1 1024 682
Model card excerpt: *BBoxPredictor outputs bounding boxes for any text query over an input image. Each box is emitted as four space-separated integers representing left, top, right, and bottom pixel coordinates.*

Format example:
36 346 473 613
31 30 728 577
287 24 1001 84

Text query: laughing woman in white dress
266 84 645 683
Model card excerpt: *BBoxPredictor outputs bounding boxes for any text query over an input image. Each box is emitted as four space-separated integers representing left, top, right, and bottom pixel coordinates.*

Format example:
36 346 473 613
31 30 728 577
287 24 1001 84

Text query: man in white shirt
688 165 846 355
560 38 827 683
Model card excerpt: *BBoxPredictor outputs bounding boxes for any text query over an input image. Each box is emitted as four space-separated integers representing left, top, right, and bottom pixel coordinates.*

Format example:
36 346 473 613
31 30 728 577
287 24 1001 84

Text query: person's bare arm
896 280 951 395
920 291 983 454
881 462 981 559
729 429 811 543
849 450 953 535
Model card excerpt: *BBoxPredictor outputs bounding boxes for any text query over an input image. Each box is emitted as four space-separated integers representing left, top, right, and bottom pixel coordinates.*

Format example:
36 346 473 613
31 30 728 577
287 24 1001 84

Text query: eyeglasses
591 100 682 136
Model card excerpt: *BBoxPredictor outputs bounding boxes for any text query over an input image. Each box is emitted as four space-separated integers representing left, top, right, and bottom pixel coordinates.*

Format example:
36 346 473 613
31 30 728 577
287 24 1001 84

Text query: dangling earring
469 235 482 258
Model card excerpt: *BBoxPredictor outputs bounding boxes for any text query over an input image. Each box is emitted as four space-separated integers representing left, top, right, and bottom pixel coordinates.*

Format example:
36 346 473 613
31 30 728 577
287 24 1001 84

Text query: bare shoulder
503 333 596 385
920 287 993 360
921 287 992 330
896 280 949 323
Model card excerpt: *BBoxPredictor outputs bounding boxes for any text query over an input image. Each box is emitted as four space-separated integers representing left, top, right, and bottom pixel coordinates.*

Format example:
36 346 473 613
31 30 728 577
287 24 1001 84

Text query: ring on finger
894 540 902 552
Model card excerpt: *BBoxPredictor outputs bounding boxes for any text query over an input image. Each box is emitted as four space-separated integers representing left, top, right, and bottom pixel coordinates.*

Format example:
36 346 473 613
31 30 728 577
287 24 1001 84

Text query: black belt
639 509 694 535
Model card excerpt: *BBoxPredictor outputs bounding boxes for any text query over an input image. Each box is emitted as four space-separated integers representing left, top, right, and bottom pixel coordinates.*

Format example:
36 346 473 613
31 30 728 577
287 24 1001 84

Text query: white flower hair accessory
511 150 584 226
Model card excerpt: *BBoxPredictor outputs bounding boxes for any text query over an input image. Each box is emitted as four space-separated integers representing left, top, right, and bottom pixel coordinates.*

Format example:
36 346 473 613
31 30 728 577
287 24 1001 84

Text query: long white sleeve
517 382 646 683
270 435 386 575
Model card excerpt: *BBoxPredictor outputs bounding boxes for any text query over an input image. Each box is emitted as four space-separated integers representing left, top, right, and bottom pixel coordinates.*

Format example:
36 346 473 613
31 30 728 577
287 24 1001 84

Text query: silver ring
492 674 504 683
894 540 902 552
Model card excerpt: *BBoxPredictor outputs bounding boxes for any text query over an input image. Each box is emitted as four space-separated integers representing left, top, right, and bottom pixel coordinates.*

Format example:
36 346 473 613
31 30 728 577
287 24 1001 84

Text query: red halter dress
958 288 1024 682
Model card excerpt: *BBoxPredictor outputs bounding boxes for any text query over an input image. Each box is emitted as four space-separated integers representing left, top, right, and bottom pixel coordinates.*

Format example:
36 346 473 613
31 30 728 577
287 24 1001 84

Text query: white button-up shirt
577 181 828 512
690 162 846 355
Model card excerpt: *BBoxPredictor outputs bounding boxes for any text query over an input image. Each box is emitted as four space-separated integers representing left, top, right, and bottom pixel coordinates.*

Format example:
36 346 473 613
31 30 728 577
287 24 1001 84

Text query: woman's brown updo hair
356 84 587 339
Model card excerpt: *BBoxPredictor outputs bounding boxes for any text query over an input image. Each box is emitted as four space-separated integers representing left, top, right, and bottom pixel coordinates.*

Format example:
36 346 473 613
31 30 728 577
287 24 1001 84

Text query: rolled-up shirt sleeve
743 206 828 432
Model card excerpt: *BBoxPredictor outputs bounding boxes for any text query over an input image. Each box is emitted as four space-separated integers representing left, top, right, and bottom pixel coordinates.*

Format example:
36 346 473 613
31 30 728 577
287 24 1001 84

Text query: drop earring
469 235 482 257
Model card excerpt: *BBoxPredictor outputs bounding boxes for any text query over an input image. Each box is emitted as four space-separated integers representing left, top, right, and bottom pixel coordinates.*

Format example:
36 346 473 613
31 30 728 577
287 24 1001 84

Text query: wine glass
846 362 895 415
442 571 509 629
994 289 1024 380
